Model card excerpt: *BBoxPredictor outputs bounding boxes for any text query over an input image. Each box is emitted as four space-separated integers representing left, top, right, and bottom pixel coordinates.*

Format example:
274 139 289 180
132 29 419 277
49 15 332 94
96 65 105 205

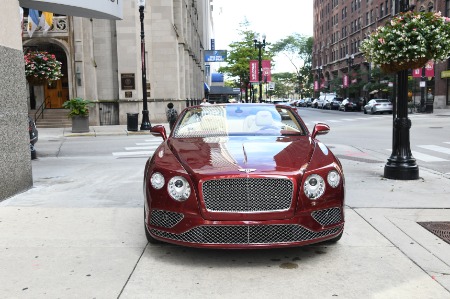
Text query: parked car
144 103 345 248
316 93 336 109
339 98 359 112
363 99 393 114
296 99 306 107
304 98 313 107
324 97 344 110
28 116 38 159
311 98 319 108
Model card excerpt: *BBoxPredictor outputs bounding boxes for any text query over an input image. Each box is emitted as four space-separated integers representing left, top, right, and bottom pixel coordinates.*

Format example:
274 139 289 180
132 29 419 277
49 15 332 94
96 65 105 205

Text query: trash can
127 113 139 131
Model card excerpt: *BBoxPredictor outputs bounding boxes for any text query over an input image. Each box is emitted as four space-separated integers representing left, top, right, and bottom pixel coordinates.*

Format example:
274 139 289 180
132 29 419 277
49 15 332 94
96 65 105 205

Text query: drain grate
335 155 382 164
418 222 450 245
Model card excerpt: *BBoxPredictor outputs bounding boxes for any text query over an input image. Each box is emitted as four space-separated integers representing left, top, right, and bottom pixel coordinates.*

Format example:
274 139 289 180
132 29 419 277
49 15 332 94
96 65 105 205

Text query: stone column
0 0 33 200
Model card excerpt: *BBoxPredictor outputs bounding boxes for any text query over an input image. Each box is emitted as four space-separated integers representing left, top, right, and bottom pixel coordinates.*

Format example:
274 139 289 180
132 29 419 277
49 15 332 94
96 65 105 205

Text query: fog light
150 172 165 189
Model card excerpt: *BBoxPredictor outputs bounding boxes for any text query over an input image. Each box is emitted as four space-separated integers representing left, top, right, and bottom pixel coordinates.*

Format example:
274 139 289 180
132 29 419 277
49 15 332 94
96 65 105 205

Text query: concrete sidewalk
37 123 170 138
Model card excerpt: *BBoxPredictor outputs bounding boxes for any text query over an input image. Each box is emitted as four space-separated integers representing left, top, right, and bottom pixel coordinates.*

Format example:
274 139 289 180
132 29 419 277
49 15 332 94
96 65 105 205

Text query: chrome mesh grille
311 208 342 226
150 225 340 244
202 178 293 212
150 210 184 228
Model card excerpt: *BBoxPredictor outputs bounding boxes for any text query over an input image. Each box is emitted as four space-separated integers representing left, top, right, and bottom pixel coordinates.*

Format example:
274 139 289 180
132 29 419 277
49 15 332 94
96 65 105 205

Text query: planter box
71 115 90 133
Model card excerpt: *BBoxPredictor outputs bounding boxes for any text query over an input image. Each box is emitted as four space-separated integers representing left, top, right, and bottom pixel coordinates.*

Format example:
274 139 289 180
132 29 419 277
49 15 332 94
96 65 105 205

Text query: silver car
363 99 393 114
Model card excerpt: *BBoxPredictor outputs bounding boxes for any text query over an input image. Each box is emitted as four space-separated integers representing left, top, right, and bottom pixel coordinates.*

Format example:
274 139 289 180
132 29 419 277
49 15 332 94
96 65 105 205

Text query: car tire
371 108 376 114
30 144 37 160
325 230 343 244
363 108 367 114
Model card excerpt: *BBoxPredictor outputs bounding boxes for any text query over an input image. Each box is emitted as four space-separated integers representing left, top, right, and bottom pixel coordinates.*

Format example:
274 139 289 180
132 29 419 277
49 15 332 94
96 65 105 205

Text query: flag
27 9 40 38
39 11 53 35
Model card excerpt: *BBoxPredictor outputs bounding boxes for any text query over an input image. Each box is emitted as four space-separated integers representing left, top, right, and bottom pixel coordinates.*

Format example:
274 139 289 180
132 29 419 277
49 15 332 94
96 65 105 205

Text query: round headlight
327 170 341 188
304 174 325 200
168 176 191 201
150 172 165 189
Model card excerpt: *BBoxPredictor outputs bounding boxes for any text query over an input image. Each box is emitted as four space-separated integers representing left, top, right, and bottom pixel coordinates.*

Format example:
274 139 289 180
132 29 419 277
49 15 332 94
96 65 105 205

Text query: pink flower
378 38 385 44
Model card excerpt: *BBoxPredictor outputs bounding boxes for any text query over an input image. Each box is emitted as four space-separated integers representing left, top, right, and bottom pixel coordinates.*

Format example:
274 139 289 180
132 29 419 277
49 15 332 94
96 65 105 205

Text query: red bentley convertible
144 103 345 248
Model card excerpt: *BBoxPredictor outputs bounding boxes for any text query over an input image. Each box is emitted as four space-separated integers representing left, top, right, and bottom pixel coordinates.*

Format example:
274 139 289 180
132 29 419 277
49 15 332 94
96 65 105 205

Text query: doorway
44 77 69 108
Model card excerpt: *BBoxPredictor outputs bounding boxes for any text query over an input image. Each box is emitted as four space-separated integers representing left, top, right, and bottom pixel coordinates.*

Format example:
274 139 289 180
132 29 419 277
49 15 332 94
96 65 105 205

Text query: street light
346 54 354 98
384 0 419 180
138 0 151 130
316 66 323 97
254 33 266 102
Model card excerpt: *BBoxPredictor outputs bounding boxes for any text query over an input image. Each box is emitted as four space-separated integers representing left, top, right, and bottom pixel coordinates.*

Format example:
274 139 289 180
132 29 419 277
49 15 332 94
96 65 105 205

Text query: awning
369 89 379 95
204 83 210 92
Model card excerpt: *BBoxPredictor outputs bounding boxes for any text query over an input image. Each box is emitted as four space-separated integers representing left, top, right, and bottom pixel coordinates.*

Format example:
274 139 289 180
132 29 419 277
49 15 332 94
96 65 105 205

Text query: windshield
173 104 306 138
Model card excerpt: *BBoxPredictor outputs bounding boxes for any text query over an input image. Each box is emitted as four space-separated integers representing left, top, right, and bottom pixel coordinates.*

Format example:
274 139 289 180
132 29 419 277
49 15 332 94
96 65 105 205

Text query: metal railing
34 96 51 123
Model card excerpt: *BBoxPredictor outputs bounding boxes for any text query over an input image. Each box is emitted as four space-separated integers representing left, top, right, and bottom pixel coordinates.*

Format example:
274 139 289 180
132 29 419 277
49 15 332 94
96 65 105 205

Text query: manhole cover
418 222 450 244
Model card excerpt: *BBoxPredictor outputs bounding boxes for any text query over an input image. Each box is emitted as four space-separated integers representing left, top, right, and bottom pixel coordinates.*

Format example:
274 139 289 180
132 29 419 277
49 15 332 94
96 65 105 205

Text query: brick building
313 0 450 110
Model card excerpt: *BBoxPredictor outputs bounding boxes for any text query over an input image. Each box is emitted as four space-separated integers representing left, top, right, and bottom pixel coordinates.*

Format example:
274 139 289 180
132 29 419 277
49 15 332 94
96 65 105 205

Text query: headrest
255 111 274 126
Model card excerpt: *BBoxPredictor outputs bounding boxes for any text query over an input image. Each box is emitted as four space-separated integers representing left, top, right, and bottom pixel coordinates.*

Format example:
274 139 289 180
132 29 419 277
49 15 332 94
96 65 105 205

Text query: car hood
169 136 314 176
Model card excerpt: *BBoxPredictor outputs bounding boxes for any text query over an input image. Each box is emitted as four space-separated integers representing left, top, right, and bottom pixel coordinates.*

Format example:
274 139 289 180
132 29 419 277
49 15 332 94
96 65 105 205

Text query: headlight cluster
150 173 191 202
303 170 341 200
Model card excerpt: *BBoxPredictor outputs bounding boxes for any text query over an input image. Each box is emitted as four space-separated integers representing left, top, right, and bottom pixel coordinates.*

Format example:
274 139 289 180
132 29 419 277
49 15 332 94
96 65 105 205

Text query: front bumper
145 207 344 248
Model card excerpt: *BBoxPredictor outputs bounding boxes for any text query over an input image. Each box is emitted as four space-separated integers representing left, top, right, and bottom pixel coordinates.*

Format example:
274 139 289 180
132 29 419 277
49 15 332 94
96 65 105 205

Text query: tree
271 34 314 97
218 21 274 102
270 72 297 99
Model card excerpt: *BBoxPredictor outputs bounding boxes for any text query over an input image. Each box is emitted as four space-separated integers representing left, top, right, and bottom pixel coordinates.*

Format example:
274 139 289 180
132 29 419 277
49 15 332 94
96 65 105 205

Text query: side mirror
311 123 330 139
150 125 167 140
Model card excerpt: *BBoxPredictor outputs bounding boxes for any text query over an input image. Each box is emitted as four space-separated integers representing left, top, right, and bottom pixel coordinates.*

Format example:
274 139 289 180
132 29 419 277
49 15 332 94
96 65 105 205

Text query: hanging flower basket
360 11 450 73
24 51 63 83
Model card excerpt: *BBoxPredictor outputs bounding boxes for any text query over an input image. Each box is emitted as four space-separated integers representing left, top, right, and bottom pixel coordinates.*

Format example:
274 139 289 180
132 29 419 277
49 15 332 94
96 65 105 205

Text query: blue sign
205 50 227 62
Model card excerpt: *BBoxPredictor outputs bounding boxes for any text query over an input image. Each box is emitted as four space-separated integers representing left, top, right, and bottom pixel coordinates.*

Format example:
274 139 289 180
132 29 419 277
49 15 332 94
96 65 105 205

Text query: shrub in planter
62 98 94 133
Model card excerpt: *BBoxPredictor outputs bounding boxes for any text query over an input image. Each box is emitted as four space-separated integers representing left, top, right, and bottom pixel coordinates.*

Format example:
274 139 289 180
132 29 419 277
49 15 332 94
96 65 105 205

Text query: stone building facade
313 0 450 110
23 0 214 125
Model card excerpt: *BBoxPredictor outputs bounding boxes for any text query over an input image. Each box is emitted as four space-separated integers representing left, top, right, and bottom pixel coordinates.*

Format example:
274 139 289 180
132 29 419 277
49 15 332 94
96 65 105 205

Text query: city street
1 109 450 298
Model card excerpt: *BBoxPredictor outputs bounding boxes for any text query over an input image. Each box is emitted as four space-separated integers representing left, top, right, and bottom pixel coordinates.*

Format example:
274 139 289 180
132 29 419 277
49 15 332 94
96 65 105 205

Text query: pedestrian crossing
385 142 450 163
303 114 431 128
112 139 162 158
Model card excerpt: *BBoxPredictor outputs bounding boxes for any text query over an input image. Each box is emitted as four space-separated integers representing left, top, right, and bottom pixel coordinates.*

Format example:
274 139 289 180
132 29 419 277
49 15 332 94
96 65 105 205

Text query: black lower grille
311 208 342 226
150 210 184 228
202 178 293 212
150 225 341 244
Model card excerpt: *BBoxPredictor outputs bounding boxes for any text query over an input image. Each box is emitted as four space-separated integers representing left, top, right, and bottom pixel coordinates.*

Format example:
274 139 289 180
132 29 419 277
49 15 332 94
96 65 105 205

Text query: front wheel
363 108 367 114
325 230 343 244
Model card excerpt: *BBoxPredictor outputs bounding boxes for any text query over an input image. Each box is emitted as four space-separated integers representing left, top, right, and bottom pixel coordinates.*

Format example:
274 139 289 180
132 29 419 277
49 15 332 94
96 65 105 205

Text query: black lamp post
254 34 266 103
317 66 323 97
384 0 419 180
138 0 151 130
346 54 354 98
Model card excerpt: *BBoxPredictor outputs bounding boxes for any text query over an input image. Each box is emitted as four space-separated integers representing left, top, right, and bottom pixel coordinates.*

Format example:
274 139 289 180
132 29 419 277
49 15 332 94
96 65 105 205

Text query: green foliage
271 72 297 98
271 34 313 97
218 21 275 92
360 11 450 71
62 98 94 117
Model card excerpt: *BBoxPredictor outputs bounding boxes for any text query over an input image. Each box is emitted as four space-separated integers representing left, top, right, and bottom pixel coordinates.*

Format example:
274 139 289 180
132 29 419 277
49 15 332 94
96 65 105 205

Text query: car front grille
311 208 342 226
150 225 341 244
202 178 293 212
150 210 184 228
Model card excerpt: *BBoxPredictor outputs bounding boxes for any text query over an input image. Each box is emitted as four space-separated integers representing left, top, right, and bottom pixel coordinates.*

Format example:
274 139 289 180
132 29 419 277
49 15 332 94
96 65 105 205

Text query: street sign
268 82 275 90
205 50 227 62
